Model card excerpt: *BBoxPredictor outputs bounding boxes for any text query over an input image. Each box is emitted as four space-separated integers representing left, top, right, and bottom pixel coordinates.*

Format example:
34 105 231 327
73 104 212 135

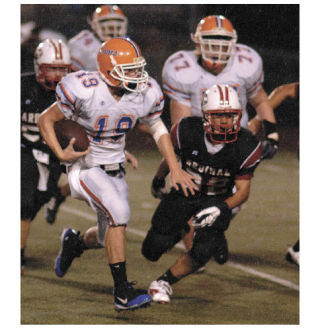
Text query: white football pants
67 159 130 246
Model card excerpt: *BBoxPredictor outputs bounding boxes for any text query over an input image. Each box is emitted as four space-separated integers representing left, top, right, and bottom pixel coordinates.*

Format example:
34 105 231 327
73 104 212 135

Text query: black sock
157 269 179 285
293 240 299 252
79 235 89 250
21 249 25 265
109 262 127 287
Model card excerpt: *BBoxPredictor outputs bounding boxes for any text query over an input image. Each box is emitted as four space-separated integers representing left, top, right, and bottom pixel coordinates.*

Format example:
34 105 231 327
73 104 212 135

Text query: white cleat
148 280 173 304
286 247 299 266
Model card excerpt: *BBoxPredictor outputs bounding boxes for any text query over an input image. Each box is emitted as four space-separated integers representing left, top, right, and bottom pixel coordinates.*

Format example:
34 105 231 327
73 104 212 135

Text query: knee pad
190 229 228 265
142 228 181 262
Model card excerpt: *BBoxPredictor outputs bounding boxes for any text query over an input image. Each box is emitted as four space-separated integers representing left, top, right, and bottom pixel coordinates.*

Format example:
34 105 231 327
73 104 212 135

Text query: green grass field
21 148 299 324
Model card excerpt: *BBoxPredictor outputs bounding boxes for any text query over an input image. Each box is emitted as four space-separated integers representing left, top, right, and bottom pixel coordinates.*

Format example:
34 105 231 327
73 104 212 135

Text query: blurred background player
38 37 198 311
68 4 128 72
21 39 72 275
142 84 262 303
21 21 67 73
160 15 280 260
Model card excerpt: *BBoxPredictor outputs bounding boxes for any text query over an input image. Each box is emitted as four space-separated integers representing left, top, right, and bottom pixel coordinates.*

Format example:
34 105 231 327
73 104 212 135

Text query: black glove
262 120 279 160
151 176 167 199
261 138 278 159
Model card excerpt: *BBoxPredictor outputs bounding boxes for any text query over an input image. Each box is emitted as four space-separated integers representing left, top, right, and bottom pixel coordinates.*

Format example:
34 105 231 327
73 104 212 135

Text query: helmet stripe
224 85 229 104
215 16 222 28
125 38 141 56
217 85 224 103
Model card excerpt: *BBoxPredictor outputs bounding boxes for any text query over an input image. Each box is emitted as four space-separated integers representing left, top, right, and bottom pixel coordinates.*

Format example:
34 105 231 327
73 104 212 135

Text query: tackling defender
38 37 198 311
161 15 280 258
142 84 262 303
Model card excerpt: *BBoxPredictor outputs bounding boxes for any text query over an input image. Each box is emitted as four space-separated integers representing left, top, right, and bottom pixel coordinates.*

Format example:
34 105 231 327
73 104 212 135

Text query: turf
21 148 299 324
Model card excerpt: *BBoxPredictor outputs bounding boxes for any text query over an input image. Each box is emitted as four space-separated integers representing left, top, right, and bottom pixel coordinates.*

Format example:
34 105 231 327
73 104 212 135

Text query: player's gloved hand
262 120 279 160
151 176 168 199
261 138 278 159
192 206 221 230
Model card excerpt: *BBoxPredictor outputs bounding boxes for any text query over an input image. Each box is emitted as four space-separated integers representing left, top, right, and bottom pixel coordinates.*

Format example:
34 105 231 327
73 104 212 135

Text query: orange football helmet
97 37 149 93
91 5 128 41
191 15 237 70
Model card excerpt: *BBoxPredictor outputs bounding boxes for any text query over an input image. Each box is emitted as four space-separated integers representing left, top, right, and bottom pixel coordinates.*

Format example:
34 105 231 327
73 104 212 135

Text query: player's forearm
156 133 180 172
38 104 65 160
224 180 250 209
250 88 276 123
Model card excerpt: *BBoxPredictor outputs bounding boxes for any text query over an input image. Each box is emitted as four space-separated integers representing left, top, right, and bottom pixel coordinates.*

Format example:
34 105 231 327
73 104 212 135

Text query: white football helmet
34 39 71 90
91 5 128 41
191 15 237 70
202 84 242 143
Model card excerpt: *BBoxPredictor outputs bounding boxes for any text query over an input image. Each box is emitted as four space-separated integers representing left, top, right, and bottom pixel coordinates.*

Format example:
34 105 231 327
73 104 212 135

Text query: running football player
38 37 198 311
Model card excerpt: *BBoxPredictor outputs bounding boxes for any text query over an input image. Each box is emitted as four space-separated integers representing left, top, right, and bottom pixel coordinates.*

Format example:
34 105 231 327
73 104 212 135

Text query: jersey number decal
169 53 190 72
206 177 230 196
236 46 253 64
93 115 108 143
76 72 99 88
92 115 134 143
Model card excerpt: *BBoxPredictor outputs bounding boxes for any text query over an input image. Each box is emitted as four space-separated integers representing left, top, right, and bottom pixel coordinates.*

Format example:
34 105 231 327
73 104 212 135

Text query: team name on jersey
21 112 41 124
186 159 231 177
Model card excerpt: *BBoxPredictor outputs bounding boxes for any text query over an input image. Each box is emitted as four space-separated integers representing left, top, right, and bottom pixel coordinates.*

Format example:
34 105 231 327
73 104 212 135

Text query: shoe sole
54 228 73 277
114 299 151 312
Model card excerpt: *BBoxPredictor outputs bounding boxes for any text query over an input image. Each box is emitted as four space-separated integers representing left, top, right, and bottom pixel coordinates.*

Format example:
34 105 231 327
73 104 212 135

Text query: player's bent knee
141 228 181 261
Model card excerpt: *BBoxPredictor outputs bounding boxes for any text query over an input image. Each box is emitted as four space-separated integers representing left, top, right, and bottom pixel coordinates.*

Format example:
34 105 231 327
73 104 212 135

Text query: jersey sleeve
55 71 90 119
235 131 262 180
235 44 264 99
140 77 165 127
162 51 198 107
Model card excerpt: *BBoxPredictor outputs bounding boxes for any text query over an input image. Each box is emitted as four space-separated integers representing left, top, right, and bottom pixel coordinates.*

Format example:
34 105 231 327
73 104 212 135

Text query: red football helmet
202 84 242 143
97 37 149 93
34 39 71 90
191 15 237 71
91 5 128 41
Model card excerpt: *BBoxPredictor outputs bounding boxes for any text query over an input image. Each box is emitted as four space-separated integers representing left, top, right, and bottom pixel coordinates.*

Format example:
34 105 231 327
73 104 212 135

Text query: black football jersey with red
21 72 56 152
171 116 262 199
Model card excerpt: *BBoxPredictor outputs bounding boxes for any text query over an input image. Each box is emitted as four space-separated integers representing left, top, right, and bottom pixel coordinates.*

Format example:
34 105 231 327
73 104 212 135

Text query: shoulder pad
233 43 263 77
162 50 201 87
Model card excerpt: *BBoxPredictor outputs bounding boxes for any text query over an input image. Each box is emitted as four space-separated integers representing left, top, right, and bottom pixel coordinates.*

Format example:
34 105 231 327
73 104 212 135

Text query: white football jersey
56 71 164 167
67 30 101 71
162 44 264 127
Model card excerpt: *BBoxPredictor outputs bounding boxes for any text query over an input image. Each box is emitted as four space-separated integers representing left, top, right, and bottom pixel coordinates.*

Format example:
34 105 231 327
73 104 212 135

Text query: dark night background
21 4 299 148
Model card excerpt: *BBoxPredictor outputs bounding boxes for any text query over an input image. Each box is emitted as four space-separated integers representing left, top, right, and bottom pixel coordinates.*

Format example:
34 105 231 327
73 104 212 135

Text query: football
54 119 89 152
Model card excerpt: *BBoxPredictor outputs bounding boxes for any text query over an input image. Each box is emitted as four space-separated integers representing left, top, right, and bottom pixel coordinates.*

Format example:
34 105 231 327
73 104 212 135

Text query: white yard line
60 205 299 292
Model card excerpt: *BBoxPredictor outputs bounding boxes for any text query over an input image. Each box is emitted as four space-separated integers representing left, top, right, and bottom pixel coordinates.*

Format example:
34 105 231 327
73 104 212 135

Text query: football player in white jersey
160 14 280 268
162 15 279 159
68 5 128 72
68 4 139 167
38 37 198 312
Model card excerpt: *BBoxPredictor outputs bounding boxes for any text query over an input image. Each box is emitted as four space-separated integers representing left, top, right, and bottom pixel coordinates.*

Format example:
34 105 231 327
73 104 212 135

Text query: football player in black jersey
141 84 262 303
21 39 72 275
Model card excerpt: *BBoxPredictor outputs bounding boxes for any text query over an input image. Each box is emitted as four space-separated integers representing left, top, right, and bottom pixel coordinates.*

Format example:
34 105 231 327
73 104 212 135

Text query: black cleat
114 281 151 312
44 194 66 224
213 232 228 265
54 228 83 277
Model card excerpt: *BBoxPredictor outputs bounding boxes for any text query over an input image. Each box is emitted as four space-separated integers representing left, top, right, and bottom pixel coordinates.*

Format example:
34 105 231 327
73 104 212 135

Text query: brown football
54 119 89 152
